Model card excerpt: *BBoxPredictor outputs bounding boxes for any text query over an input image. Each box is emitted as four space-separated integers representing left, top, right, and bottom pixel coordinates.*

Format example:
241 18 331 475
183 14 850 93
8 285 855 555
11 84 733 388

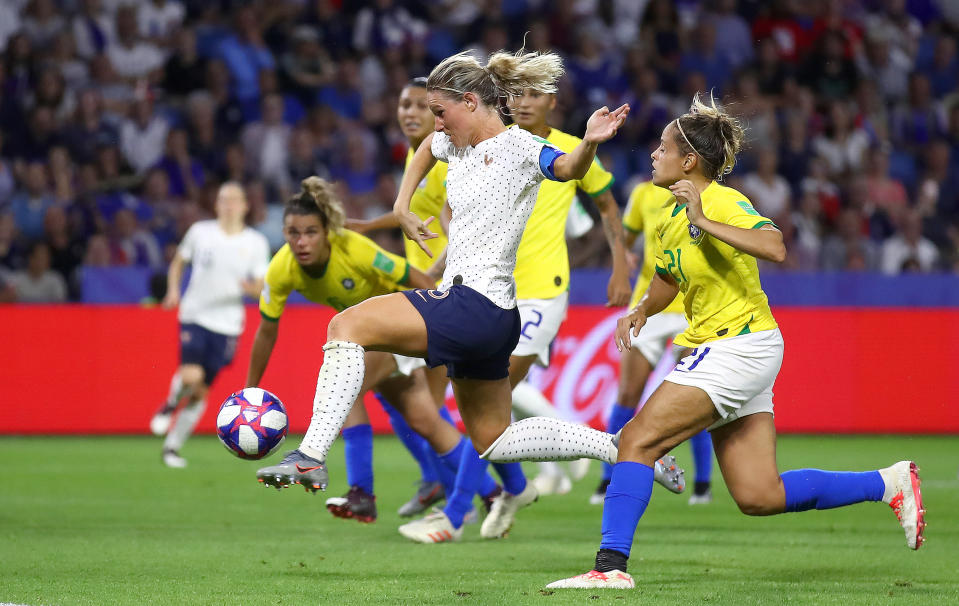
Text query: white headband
674 118 702 158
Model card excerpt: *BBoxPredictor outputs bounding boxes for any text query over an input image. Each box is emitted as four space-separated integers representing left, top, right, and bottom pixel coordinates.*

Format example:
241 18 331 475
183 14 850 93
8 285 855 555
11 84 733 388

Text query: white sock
165 371 189 408
164 397 205 452
511 381 561 420
299 341 365 462
481 417 617 464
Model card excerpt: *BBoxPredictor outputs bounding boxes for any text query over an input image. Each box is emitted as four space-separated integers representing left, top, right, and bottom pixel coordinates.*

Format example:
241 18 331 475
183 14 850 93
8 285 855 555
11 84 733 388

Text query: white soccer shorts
631 312 689 366
664 328 784 430
392 353 427 377
513 292 569 367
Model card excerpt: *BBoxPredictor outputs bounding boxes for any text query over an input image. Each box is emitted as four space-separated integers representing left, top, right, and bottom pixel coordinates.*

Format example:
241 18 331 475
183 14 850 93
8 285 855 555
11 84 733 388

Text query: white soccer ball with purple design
216 388 288 460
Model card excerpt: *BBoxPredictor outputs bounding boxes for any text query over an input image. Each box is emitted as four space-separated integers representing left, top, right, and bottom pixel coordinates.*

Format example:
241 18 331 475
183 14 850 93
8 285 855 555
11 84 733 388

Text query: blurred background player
591 178 713 506
149 182 270 468
248 176 464 524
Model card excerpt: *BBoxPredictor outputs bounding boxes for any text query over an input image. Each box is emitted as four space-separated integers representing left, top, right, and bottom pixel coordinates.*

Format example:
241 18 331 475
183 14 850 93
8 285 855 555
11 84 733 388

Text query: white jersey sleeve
177 223 200 262
431 131 453 162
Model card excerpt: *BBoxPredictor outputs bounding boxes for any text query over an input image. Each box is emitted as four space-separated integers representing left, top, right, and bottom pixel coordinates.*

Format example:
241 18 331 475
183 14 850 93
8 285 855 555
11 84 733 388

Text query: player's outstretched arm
394 132 439 256
345 212 400 234
246 317 279 387
592 190 631 307
553 104 629 181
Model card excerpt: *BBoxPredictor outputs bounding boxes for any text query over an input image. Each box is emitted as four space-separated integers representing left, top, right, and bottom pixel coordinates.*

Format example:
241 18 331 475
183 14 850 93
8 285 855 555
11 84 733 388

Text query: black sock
594 548 628 573
694 481 711 496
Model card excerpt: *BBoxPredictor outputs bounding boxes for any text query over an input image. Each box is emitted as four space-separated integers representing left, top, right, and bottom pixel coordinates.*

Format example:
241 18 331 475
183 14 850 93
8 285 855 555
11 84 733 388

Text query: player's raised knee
733 490 783 516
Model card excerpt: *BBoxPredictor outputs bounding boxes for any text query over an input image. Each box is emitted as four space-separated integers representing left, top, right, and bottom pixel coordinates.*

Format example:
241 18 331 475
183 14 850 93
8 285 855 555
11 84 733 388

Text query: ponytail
673 92 745 180
427 48 564 108
283 176 345 233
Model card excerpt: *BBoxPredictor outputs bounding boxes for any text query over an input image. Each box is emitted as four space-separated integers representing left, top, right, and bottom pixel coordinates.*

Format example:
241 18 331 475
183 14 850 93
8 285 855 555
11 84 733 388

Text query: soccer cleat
545 569 635 589
532 472 572 496
688 489 713 505
255 449 328 492
397 480 445 517
569 458 591 481
654 455 686 494
481 485 502 515
480 483 538 539
162 448 186 468
398 508 463 543
325 485 377 523
883 461 926 550
150 404 176 436
589 478 610 505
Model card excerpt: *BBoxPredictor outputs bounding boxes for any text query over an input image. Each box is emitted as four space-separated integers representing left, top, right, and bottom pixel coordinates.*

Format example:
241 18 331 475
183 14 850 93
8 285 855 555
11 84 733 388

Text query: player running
481 94 925 589
248 48 628 542
591 179 713 506
150 182 270 468
249 177 464 524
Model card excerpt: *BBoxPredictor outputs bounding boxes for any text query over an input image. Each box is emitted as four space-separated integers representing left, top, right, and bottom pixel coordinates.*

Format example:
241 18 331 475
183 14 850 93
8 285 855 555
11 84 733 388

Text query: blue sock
781 469 885 512
493 462 527 495
341 424 374 494
443 439 489 528
602 404 636 481
437 437 468 499
690 430 713 485
377 394 438 483
478 470 499 498
600 462 654 558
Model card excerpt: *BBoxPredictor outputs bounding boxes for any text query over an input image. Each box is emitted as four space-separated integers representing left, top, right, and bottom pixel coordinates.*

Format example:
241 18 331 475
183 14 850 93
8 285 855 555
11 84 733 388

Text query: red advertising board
2 305 958 434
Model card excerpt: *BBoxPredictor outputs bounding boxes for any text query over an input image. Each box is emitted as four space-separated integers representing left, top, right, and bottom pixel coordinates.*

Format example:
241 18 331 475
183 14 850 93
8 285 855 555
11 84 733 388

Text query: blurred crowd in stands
0 0 957 302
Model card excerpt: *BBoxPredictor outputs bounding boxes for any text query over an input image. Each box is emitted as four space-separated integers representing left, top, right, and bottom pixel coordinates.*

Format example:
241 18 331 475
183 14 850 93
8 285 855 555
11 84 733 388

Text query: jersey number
664 248 688 282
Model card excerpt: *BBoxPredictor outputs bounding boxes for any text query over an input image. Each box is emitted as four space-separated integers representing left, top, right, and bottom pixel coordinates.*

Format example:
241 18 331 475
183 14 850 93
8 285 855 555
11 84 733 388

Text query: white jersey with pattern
432 127 558 309
177 220 271 336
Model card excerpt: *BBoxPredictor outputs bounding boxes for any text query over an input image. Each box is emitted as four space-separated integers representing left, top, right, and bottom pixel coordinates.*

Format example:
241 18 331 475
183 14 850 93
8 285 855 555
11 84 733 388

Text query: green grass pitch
1 435 957 605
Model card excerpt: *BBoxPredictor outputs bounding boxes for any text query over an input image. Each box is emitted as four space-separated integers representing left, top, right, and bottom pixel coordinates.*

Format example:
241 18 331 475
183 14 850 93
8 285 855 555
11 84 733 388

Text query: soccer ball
216 388 289 460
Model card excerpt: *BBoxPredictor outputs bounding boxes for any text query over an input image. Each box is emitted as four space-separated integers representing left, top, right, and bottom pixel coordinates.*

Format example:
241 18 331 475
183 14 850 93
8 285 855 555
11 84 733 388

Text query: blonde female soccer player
249 177 464 523
250 48 629 542
485 94 925 588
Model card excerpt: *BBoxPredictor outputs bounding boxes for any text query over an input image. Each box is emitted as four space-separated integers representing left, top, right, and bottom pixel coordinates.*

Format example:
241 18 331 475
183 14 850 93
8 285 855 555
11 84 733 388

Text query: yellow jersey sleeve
575 155 614 197
622 187 644 235
709 196 778 232
342 230 411 288
405 149 449 272
259 245 297 321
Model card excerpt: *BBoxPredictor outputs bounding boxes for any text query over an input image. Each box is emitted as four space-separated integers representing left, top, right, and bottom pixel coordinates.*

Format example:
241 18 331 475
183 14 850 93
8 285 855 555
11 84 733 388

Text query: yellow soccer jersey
259 229 410 318
622 181 684 313
513 127 614 299
406 148 449 272
653 181 778 347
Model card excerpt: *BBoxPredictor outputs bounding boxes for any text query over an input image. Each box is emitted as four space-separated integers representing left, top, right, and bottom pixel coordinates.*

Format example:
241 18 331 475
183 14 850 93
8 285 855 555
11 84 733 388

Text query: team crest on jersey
484 154 493 166
341 278 355 290
688 224 703 240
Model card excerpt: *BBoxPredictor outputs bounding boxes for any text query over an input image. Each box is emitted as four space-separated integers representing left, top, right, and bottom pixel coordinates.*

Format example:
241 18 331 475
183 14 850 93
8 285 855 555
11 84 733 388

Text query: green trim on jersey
260 309 280 322
751 220 778 230
623 223 640 235
399 261 411 286
655 265 669 276
671 203 687 217
588 177 615 197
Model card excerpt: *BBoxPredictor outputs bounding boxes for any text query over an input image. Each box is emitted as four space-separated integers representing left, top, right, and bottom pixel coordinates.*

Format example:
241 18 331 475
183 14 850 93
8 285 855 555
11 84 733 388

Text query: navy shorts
402 285 520 381
179 323 238 385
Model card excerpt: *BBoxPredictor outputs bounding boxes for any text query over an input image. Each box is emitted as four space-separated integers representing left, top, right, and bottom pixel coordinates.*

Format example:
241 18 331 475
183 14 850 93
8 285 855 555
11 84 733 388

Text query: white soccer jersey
177 220 270 336
432 128 559 309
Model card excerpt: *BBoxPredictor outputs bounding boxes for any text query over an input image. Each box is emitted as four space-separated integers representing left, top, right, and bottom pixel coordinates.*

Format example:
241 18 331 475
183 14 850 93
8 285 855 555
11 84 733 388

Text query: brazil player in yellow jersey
590 180 714 505
542 94 925 589
248 176 469 523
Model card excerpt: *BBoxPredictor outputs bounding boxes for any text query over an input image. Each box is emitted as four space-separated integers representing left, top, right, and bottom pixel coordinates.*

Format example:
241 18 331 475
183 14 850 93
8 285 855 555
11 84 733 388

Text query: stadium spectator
71 0 113 60
137 0 186 47
216 5 275 103
855 146 909 224
813 101 870 177
162 27 208 98
47 30 90 93
880 209 939 274
240 93 290 196
21 0 66 51
111 207 162 269
119 92 169 174
890 73 944 151
352 0 426 54
42 205 83 298
280 25 335 105
742 149 791 221
0 211 26 270
10 240 67 303
154 128 204 201
106 5 165 81
9 161 57 240
821 208 880 272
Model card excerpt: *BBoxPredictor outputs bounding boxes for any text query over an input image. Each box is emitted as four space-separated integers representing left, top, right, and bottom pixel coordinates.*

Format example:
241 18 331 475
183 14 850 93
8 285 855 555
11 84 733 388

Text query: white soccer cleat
480 483 538 539
545 569 635 589
881 460 926 550
568 458 591 481
398 509 463 544
688 489 712 505
532 472 572 496
162 449 187 468
654 455 686 494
